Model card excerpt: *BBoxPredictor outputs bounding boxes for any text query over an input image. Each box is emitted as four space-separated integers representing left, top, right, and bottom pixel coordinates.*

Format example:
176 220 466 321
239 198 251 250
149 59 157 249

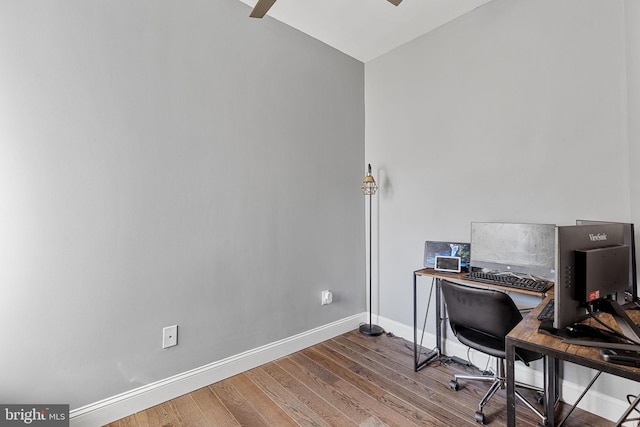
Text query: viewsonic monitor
555 223 627 329
576 220 637 304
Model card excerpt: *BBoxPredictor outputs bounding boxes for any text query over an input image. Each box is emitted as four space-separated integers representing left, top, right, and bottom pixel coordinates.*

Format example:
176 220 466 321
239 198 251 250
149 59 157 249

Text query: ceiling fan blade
250 0 278 18
387 0 403 5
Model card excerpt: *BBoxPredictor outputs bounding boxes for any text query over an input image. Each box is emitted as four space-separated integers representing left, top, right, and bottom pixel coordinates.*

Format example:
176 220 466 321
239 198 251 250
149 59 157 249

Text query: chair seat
457 327 542 364
457 328 506 359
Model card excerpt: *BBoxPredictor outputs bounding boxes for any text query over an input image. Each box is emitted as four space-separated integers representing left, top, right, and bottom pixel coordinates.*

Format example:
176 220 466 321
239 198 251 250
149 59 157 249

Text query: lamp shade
361 164 378 195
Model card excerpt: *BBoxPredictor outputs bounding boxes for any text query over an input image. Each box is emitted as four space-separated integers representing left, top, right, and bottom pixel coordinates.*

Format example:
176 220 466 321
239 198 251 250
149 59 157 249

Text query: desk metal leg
506 339 516 427
413 272 439 371
558 369 601 427
545 356 557 427
615 393 640 426
414 272 420 371
507 344 558 427
435 278 442 354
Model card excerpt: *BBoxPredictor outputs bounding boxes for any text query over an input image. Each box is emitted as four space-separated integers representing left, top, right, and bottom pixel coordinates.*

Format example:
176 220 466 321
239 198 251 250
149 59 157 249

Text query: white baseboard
70 313 366 427
375 315 633 424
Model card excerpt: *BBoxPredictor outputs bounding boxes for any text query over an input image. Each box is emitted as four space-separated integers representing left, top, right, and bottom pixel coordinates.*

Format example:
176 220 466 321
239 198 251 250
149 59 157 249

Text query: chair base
450 369 545 425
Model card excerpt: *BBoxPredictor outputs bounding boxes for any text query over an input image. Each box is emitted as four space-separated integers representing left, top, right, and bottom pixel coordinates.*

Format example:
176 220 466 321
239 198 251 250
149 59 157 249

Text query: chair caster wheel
474 411 485 424
449 380 459 391
536 392 544 405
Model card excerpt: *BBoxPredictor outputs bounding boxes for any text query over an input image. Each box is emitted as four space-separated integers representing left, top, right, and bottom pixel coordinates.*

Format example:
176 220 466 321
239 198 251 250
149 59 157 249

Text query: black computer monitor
423 241 470 271
555 223 628 329
576 220 637 304
470 222 556 281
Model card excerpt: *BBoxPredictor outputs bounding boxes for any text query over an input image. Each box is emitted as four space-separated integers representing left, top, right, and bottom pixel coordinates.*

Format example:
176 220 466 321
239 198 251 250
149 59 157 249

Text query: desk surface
506 297 640 426
508 295 640 381
415 268 553 298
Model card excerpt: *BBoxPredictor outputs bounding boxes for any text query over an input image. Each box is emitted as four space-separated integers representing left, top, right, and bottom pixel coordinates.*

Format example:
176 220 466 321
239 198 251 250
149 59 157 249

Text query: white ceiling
237 0 492 62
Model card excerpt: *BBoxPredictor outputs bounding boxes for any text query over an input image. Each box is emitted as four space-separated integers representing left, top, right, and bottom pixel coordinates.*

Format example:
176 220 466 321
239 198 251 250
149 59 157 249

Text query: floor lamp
360 164 384 336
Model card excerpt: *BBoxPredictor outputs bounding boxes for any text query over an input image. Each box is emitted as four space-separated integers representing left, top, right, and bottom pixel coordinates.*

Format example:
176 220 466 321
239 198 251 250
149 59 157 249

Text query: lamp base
359 323 384 336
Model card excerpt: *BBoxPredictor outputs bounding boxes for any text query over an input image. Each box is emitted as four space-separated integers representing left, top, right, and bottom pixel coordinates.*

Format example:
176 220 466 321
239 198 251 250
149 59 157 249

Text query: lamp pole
360 164 383 336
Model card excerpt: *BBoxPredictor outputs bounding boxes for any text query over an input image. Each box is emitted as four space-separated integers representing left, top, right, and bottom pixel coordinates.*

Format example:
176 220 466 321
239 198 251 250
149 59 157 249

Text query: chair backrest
440 280 523 340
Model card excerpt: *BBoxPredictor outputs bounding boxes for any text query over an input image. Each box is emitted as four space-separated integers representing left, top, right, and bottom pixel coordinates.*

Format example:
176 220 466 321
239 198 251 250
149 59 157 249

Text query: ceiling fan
250 0 403 18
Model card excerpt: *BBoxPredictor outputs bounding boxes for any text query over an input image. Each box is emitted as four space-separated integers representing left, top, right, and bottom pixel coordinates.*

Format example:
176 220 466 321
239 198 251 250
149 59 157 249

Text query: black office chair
440 280 545 425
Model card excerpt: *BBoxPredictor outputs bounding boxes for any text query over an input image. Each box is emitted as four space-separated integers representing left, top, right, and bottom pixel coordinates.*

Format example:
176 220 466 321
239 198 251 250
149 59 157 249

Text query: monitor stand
596 298 640 343
562 299 640 351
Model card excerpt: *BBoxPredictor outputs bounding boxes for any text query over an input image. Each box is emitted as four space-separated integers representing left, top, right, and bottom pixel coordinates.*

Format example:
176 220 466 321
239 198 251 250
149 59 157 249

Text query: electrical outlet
163 325 178 349
321 290 333 305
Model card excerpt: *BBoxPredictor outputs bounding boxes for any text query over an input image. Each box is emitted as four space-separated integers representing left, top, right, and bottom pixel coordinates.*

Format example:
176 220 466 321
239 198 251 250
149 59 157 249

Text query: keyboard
536 299 555 321
463 271 551 293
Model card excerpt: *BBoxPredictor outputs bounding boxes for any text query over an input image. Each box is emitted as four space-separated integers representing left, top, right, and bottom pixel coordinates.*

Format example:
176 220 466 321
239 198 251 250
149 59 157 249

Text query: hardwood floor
106 330 611 426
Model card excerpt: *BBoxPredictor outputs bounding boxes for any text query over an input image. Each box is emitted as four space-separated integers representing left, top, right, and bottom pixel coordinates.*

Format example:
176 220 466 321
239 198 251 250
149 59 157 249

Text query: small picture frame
434 255 462 273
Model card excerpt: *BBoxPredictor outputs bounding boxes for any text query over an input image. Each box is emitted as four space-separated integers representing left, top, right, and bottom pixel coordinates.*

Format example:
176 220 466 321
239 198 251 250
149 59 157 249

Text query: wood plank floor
106 330 611 426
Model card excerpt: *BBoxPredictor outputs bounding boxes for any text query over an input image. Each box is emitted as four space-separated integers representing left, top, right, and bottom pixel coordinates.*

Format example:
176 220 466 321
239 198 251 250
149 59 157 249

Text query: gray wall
366 0 630 327
628 0 640 223
365 0 638 416
0 0 365 408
